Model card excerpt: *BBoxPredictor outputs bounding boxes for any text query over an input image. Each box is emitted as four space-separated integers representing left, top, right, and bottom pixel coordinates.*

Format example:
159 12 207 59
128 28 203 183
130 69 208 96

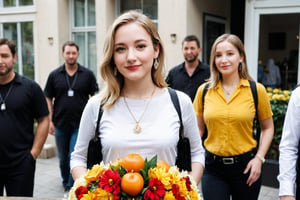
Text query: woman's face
214 40 242 77
113 22 159 83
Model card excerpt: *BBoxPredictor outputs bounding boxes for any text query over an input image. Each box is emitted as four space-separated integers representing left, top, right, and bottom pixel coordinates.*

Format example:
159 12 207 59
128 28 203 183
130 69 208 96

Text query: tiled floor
32 156 279 199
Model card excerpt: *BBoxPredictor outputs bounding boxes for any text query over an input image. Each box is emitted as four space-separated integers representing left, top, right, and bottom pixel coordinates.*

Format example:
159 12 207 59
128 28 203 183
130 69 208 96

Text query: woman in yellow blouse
193 34 274 200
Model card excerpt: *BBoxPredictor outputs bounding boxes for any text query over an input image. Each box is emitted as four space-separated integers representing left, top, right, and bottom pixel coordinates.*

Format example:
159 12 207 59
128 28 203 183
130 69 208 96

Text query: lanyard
65 72 78 97
0 82 14 111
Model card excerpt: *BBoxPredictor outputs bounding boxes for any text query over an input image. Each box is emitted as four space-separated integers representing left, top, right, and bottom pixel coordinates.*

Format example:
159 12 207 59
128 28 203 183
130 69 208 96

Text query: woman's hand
243 156 263 186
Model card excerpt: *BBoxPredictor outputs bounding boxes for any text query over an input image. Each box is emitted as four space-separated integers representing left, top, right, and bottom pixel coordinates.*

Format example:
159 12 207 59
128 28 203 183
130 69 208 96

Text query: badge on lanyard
68 89 74 97
1 103 6 111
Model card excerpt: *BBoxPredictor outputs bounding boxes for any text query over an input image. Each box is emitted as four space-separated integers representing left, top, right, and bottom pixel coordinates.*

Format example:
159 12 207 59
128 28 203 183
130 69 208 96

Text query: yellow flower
266 87 273 92
188 190 200 200
273 88 281 93
148 167 173 189
85 164 106 182
267 92 273 99
283 90 290 97
94 187 114 200
177 180 188 197
163 191 176 200
81 191 95 200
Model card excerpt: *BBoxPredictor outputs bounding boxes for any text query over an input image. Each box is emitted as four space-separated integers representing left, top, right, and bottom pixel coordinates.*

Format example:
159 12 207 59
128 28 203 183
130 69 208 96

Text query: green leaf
118 165 128 177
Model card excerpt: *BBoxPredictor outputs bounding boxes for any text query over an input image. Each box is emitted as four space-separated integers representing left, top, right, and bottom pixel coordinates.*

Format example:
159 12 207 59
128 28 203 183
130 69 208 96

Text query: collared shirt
44 64 99 130
166 60 210 101
193 79 273 156
0 73 49 168
278 86 300 197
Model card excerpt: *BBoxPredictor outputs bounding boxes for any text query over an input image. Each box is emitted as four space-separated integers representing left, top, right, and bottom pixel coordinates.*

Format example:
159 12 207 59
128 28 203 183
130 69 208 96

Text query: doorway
259 14 299 89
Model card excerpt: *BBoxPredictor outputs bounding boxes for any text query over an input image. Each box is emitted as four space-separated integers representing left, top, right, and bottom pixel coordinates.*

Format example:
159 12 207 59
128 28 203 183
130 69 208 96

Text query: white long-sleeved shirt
278 86 300 196
71 88 205 169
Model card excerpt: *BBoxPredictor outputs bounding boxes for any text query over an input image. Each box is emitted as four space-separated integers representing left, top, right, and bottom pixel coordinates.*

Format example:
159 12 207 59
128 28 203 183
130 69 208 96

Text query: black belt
205 149 257 165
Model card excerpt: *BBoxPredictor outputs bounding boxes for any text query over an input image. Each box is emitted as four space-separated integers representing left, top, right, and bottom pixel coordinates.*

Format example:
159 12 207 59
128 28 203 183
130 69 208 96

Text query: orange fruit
121 153 145 172
156 160 170 172
121 172 144 196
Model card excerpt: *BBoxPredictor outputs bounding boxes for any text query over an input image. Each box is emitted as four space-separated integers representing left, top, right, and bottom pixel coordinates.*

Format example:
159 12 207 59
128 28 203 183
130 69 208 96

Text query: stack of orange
112 153 170 197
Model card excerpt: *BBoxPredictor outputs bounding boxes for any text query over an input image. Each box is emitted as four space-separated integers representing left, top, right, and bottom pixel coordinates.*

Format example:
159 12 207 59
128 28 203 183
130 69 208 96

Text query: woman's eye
136 44 146 50
115 47 125 52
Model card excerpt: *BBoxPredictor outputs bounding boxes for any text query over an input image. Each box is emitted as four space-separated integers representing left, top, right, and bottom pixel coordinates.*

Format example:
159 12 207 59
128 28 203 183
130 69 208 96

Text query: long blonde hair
99 10 167 109
208 33 253 88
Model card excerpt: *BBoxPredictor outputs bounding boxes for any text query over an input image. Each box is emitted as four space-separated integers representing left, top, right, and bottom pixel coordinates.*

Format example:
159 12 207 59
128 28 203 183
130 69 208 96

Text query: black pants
0 152 36 197
202 150 261 200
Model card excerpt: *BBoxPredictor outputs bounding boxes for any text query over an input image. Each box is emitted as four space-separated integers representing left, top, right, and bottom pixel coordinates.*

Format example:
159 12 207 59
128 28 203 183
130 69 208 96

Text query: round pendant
133 123 142 134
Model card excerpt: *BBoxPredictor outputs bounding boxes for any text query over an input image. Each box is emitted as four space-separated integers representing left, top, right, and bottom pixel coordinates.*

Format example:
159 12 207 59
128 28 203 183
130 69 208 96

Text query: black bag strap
249 80 260 144
94 104 103 138
167 88 183 138
201 83 209 142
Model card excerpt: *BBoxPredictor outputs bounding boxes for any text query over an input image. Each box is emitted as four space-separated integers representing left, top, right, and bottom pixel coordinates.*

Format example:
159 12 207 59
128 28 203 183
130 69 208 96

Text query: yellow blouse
193 79 273 156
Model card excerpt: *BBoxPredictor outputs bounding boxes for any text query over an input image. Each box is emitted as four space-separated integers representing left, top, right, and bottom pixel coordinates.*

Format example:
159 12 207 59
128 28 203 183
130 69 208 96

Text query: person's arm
72 166 88 180
244 117 274 186
30 116 50 159
280 196 295 200
189 162 204 185
278 88 300 198
46 97 55 135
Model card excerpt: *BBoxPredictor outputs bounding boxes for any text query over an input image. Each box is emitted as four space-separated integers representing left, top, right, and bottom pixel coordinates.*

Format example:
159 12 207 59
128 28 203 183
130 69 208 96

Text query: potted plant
262 88 290 188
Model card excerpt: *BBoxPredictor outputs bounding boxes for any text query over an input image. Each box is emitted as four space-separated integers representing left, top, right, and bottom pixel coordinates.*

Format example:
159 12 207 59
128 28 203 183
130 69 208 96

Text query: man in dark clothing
44 41 98 192
166 35 210 101
0 38 49 197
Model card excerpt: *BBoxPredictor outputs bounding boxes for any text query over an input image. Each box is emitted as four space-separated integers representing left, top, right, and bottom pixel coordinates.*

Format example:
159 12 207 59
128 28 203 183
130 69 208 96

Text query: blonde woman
71 10 204 184
193 34 274 199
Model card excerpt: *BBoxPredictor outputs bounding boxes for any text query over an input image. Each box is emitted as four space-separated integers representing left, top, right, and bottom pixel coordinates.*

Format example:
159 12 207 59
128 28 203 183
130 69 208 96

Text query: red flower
182 177 191 190
144 178 165 200
75 186 88 199
99 170 121 199
172 184 185 200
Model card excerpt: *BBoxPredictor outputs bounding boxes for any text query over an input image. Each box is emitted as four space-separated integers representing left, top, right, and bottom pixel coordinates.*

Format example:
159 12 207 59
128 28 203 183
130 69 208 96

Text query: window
70 0 97 75
117 0 158 26
1 22 34 79
1 0 33 7
0 0 35 79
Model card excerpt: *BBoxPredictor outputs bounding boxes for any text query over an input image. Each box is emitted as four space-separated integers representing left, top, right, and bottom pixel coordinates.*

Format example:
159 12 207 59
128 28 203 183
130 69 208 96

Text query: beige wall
35 0 69 88
35 0 232 85
159 0 231 73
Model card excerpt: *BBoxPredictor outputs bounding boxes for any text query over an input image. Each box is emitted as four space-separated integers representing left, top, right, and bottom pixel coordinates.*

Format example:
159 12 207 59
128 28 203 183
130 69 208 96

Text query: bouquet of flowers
69 153 201 200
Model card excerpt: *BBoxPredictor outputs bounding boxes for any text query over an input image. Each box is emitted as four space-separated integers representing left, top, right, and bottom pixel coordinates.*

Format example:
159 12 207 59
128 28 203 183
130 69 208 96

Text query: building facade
0 0 299 87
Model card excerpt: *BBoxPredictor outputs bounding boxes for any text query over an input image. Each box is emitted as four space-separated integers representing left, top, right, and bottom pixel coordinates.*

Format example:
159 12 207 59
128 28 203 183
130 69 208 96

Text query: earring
114 67 117 76
238 62 242 72
153 58 159 70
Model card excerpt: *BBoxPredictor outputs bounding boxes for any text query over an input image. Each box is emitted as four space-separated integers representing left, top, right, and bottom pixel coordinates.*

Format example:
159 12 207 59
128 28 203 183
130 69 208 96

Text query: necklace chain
0 82 14 111
123 87 156 134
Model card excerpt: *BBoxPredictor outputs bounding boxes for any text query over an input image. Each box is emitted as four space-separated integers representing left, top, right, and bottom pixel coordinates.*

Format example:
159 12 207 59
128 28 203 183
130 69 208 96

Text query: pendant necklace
123 87 156 134
0 82 14 111
222 85 232 96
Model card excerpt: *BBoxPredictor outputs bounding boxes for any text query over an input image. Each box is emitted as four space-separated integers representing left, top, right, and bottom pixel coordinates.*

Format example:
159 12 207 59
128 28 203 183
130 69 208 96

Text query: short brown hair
0 38 17 56
62 41 79 52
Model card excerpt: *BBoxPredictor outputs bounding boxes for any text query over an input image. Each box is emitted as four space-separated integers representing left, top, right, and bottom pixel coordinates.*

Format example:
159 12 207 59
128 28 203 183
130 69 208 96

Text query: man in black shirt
166 35 210 101
44 41 98 192
0 38 49 197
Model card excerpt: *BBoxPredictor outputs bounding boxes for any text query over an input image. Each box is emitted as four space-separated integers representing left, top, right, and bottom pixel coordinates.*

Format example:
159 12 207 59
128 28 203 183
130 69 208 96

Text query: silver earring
153 58 159 70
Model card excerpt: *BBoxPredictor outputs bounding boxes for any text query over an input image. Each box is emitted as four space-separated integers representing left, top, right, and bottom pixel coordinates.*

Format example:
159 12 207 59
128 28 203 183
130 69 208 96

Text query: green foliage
265 88 291 160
